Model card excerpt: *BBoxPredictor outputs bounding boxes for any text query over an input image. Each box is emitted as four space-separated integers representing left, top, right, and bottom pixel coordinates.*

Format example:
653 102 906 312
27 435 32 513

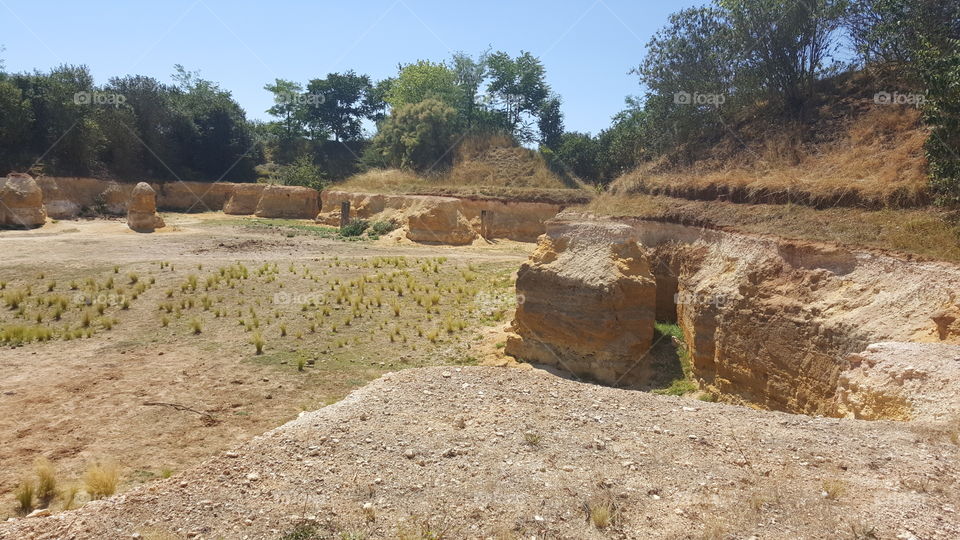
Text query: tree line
1 1 958 202
555 0 960 201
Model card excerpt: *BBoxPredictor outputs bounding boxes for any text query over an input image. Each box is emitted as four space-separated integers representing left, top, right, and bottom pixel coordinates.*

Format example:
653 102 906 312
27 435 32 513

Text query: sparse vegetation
84 462 120 500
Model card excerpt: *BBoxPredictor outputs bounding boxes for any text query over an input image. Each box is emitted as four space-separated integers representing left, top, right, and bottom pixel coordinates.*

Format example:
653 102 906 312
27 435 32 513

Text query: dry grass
587 193 960 263
822 478 847 500
612 106 929 209
14 478 33 514
84 462 120 500
336 134 589 204
34 458 57 505
586 492 617 529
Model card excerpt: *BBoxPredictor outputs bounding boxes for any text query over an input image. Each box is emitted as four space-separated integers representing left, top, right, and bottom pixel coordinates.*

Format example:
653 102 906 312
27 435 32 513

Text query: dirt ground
0 214 531 518
3 366 958 539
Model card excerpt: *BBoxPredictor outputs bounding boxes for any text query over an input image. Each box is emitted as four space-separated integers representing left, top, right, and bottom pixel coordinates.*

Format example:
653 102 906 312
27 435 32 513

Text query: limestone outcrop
506 219 657 385
507 214 960 419
405 199 478 245
223 184 266 215
127 182 165 232
255 185 320 219
317 190 564 243
0 173 47 228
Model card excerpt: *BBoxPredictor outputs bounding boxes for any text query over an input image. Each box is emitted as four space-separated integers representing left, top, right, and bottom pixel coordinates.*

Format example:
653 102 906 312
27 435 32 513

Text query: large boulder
127 182 165 233
254 185 320 219
223 183 267 215
505 218 657 385
0 173 47 228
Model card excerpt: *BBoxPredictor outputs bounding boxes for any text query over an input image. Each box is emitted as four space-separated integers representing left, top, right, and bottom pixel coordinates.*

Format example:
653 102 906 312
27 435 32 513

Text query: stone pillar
480 210 489 239
340 201 351 229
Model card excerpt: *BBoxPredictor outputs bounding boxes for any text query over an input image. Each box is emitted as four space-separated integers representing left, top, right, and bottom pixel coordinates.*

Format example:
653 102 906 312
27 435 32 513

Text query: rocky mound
2 367 956 539
0 173 47 228
126 182 165 233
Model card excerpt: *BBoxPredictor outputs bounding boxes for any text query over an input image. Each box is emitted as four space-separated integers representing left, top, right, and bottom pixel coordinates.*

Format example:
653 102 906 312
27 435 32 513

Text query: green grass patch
651 322 699 396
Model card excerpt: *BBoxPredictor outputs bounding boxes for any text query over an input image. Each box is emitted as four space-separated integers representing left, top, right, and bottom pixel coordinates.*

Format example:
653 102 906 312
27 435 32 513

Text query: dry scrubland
341 135 591 205
0 214 526 520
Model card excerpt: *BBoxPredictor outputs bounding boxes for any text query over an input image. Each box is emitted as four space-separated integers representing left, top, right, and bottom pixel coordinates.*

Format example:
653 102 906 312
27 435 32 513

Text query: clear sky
0 0 703 135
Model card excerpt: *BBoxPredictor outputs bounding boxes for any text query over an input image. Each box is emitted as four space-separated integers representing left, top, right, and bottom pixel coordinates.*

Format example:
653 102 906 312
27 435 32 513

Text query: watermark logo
273 291 324 305
674 91 725 106
274 93 326 106
674 291 728 307
73 91 126 107
72 293 127 306
873 91 926 107
473 290 523 314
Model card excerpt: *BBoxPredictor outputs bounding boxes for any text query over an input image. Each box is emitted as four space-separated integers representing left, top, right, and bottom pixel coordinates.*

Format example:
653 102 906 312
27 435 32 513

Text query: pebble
225 451 240 458
246 472 260 481
404 449 415 459
441 371 452 378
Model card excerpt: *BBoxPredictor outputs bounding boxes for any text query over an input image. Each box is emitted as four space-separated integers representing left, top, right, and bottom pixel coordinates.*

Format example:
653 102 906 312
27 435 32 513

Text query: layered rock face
0 173 47 228
318 190 563 243
506 219 656 385
31 177 321 219
223 184 267 215
126 182 165 232
508 214 960 419
406 199 478 245
254 185 320 219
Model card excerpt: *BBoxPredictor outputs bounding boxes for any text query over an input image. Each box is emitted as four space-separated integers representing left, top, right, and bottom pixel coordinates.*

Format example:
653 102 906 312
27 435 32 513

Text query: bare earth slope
4 366 957 539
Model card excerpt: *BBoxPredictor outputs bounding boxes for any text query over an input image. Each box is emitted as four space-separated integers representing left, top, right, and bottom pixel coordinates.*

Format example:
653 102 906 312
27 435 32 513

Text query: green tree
486 51 550 141
302 71 376 142
538 96 564 149
368 98 458 171
386 61 461 109
264 78 305 139
719 0 848 114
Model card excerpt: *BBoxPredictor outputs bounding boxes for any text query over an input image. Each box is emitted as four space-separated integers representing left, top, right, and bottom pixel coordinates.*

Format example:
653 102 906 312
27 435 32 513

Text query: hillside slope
5 367 957 539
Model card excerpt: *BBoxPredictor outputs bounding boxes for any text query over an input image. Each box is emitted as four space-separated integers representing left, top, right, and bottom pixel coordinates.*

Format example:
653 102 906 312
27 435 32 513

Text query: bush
368 98 458 171
339 219 370 237
369 220 397 236
84 462 119 500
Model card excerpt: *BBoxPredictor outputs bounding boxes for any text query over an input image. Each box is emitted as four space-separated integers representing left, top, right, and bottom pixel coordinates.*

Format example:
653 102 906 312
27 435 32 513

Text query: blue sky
0 0 702 135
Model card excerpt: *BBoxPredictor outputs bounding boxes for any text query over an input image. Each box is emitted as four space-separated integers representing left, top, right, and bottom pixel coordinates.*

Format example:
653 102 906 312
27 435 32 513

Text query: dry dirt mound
4 366 957 539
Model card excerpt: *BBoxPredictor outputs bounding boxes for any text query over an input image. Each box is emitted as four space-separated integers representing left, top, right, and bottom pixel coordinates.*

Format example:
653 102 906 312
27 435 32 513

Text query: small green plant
189 318 203 335
340 219 370 237
369 220 396 236
587 493 616 529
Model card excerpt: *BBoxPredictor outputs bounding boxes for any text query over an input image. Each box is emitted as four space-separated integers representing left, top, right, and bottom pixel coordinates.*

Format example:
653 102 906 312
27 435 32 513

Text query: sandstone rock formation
223 183 266 215
0 173 47 228
405 199 477 245
318 190 563 243
127 182 165 232
508 214 960 418
155 182 234 212
255 185 320 219
99 182 130 215
506 219 656 385
837 342 960 421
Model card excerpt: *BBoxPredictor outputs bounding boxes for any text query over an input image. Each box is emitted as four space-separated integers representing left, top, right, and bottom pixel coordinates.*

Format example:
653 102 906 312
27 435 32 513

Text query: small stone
441 371 452 378
26 508 51 518
246 472 260 481
404 449 415 459
560 465 575 472
225 451 240 458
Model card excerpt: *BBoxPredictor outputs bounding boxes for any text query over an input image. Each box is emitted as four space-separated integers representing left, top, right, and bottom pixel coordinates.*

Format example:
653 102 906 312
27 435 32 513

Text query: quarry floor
0 214 530 520
0 214 958 539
